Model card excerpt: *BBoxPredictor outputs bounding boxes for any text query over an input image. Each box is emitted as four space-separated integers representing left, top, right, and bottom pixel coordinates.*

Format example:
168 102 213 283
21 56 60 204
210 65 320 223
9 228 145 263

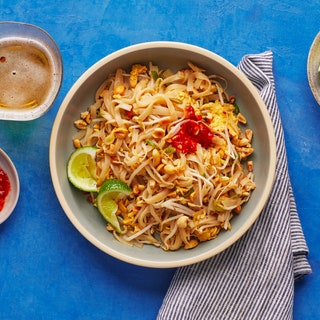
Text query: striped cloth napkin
157 51 311 320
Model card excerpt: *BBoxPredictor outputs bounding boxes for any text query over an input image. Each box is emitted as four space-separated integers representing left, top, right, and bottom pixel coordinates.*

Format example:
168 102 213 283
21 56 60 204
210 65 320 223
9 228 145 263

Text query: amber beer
0 39 53 109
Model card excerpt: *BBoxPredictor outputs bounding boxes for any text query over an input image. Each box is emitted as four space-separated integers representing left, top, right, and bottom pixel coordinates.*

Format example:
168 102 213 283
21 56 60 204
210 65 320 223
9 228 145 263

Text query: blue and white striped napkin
157 51 311 320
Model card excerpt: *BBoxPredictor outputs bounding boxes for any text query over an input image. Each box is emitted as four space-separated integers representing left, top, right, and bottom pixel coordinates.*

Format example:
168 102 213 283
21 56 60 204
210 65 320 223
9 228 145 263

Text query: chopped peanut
163 164 177 175
113 127 128 140
237 113 247 124
73 138 81 149
245 129 253 142
247 160 254 172
152 149 161 167
74 119 87 130
152 128 166 139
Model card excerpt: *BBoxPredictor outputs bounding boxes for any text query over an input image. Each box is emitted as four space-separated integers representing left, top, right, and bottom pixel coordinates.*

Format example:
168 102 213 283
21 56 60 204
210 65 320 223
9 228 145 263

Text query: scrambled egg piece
130 64 147 88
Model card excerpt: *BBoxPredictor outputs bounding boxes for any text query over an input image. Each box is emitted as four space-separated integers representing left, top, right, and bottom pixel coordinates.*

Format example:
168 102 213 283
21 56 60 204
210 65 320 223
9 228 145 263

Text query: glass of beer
0 22 63 121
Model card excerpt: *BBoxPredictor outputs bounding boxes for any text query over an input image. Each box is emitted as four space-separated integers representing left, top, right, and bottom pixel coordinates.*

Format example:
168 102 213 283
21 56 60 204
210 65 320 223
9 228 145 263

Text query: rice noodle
71 61 256 251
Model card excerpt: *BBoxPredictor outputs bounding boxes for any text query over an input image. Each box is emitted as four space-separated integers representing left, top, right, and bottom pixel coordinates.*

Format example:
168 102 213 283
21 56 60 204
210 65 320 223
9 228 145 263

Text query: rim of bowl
0 148 20 224
0 21 63 121
307 31 320 105
50 41 277 268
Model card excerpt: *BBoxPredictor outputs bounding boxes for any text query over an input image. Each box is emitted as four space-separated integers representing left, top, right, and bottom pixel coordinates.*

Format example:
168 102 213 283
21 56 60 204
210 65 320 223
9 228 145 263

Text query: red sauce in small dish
0 167 10 211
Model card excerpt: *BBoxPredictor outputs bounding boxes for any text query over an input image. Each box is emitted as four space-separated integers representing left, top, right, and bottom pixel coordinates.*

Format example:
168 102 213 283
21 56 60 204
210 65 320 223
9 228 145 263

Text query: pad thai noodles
71 61 256 251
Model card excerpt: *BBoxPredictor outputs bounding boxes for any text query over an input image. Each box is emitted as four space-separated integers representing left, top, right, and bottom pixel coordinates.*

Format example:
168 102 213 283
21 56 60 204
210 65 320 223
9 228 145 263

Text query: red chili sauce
168 105 214 154
0 167 10 211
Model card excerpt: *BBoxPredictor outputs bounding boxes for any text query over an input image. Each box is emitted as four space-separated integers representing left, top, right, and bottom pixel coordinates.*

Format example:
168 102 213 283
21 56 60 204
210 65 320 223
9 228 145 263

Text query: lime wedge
96 179 132 232
67 146 98 192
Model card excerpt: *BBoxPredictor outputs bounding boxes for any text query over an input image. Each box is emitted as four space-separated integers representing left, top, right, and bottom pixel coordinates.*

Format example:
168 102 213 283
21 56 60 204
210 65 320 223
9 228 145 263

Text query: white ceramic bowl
0 149 19 224
50 42 276 268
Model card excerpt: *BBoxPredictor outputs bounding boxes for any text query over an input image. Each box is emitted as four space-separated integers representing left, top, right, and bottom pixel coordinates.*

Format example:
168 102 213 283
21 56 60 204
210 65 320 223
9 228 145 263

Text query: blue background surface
0 1 319 319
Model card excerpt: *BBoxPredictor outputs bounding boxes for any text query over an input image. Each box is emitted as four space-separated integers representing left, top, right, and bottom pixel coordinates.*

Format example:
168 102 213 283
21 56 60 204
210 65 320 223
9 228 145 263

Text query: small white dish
0 148 20 224
307 32 320 105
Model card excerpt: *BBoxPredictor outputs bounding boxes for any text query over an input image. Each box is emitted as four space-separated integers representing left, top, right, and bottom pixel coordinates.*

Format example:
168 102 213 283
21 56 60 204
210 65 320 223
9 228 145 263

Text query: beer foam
0 39 54 109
